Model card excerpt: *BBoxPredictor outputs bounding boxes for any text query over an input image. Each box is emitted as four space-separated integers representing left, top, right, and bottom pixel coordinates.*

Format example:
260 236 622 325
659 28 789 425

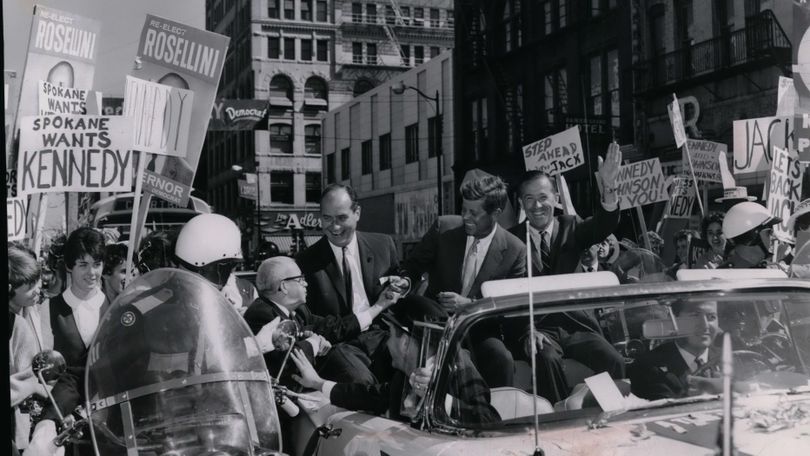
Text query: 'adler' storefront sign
271 212 322 230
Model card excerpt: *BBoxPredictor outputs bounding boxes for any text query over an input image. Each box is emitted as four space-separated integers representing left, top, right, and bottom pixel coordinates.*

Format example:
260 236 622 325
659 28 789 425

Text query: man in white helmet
721 202 782 268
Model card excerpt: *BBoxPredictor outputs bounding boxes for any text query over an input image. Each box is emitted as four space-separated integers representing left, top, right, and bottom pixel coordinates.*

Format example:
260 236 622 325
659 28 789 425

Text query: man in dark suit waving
297 184 405 383
400 175 526 386
507 144 625 403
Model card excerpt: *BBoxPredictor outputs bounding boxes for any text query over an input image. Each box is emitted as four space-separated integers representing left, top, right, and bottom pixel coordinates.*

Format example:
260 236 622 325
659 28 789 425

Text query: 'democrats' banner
794 1 810 161
17 114 134 196
131 15 229 206
123 75 193 156
209 99 269 130
614 158 669 210
14 5 101 167
767 146 804 243
522 126 584 175
683 139 724 183
732 116 794 174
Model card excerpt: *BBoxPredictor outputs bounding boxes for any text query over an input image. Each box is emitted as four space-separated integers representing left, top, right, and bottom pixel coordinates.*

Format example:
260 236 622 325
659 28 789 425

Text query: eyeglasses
278 275 306 290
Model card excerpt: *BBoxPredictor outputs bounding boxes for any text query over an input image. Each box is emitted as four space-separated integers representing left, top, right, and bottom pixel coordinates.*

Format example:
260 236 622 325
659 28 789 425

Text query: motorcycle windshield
85 268 281 455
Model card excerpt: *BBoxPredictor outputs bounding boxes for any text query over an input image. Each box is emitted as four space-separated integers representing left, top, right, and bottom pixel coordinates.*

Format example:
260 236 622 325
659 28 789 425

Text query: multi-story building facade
453 1 635 219
201 0 453 261
322 51 454 256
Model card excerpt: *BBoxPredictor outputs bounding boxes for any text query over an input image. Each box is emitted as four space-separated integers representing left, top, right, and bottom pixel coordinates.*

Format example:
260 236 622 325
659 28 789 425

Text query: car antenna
524 222 546 456
717 332 735 456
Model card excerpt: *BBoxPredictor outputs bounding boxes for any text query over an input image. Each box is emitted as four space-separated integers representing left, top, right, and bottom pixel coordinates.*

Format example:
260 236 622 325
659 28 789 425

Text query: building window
379 133 391 170
268 37 280 58
589 55 602 117
305 173 321 202
430 46 440 58
414 7 424 26
471 97 488 160
367 4 377 23
414 46 424 65
284 0 295 20
589 50 620 127
301 39 313 60
447 9 454 27
361 140 372 175
304 77 328 110
544 68 568 126
316 0 327 21
428 115 441 158
305 125 321 154
269 75 293 101
367 43 377 64
401 45 410 66
401 6 410 25
430 8 440 27
352 42 363 64
541 0 567 34
301 0 313 21
352 3 362 22
316 40 329 61
354 79 374 96
385 6 396 24
327 153 336 182
284 38 295 60
341 147 351 180
270 171 294 204
268 0 280 18
405 123 418 163
269 124 293 154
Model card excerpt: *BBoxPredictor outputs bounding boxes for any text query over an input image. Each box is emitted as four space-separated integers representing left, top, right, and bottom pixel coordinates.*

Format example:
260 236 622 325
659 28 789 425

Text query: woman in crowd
694 212 731 269
8 243 48 454
102 243 137 303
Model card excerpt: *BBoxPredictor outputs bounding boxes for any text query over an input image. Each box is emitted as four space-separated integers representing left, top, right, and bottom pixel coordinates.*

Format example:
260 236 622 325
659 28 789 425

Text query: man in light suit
297 184 405 383
506 144 625 403
400 175 526 386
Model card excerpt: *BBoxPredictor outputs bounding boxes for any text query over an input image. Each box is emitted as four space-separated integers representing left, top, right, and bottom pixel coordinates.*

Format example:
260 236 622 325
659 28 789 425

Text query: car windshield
431 287 810 431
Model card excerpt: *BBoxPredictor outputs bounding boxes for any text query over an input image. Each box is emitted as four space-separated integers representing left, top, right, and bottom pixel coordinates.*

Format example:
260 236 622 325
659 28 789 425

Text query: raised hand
597 142 622 199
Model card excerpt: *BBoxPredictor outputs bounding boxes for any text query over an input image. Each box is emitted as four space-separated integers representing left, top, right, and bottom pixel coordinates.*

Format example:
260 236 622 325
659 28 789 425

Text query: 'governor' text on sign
17 114 134 196
614 158 669 210
522 126 583 176
767 146 804 243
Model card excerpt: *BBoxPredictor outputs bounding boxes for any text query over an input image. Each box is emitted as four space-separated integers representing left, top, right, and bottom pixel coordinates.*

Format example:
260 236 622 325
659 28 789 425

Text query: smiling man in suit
297 184 405 383
399 175 526 386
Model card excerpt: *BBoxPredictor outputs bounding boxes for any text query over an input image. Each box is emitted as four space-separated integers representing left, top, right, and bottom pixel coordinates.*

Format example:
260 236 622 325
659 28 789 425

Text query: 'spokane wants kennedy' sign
17 114 134 196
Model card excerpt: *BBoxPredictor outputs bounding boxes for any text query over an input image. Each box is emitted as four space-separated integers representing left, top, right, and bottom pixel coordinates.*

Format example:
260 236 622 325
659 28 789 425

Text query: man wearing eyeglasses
245 256 402 388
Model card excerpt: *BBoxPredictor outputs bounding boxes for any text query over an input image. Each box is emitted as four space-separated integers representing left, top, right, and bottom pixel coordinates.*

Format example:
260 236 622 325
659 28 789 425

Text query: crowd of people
9 142 810 454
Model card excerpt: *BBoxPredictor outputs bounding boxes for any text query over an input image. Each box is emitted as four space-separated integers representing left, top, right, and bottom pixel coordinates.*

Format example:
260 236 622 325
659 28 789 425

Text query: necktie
539 231 551 274
460 239 480 297
694 357 705 373
342 246 353 308
586 266 594 273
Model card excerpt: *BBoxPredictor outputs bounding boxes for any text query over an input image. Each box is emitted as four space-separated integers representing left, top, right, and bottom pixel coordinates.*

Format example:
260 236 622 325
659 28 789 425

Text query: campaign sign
732 116 794 174
615 158 669 210
5 71 21 197
131 15 229 206
123 76 193 156
767 147 804 243
38 80 99 115
522 126 583 176
7 197 29 241
667 95 687 148
684 139 724 183
794 1 810 161
667 176 696 219
777 76 798 117
209 99 268 130
17 114 134 196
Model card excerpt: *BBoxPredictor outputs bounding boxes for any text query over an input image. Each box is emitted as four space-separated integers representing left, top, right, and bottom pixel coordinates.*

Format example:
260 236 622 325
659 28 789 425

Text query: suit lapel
449 228 468 292
357 233 375 294
472 227 505 295
318 237 350 312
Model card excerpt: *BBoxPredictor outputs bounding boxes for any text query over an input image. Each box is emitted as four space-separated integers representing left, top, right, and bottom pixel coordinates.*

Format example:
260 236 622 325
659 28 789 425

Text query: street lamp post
392 82 443 216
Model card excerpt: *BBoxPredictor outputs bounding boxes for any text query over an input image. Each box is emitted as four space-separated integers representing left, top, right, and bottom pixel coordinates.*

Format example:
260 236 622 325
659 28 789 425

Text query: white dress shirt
63 287 105 347
329 234 374 330
462 224 499 279
676 344 709 373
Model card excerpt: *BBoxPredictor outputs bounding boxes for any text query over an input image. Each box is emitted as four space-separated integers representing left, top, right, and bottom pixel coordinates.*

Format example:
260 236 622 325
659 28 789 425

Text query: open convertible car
288 265 810 456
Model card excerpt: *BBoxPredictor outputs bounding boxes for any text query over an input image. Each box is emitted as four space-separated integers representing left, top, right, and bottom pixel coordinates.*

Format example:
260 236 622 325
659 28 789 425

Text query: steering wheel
693 350 771 379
